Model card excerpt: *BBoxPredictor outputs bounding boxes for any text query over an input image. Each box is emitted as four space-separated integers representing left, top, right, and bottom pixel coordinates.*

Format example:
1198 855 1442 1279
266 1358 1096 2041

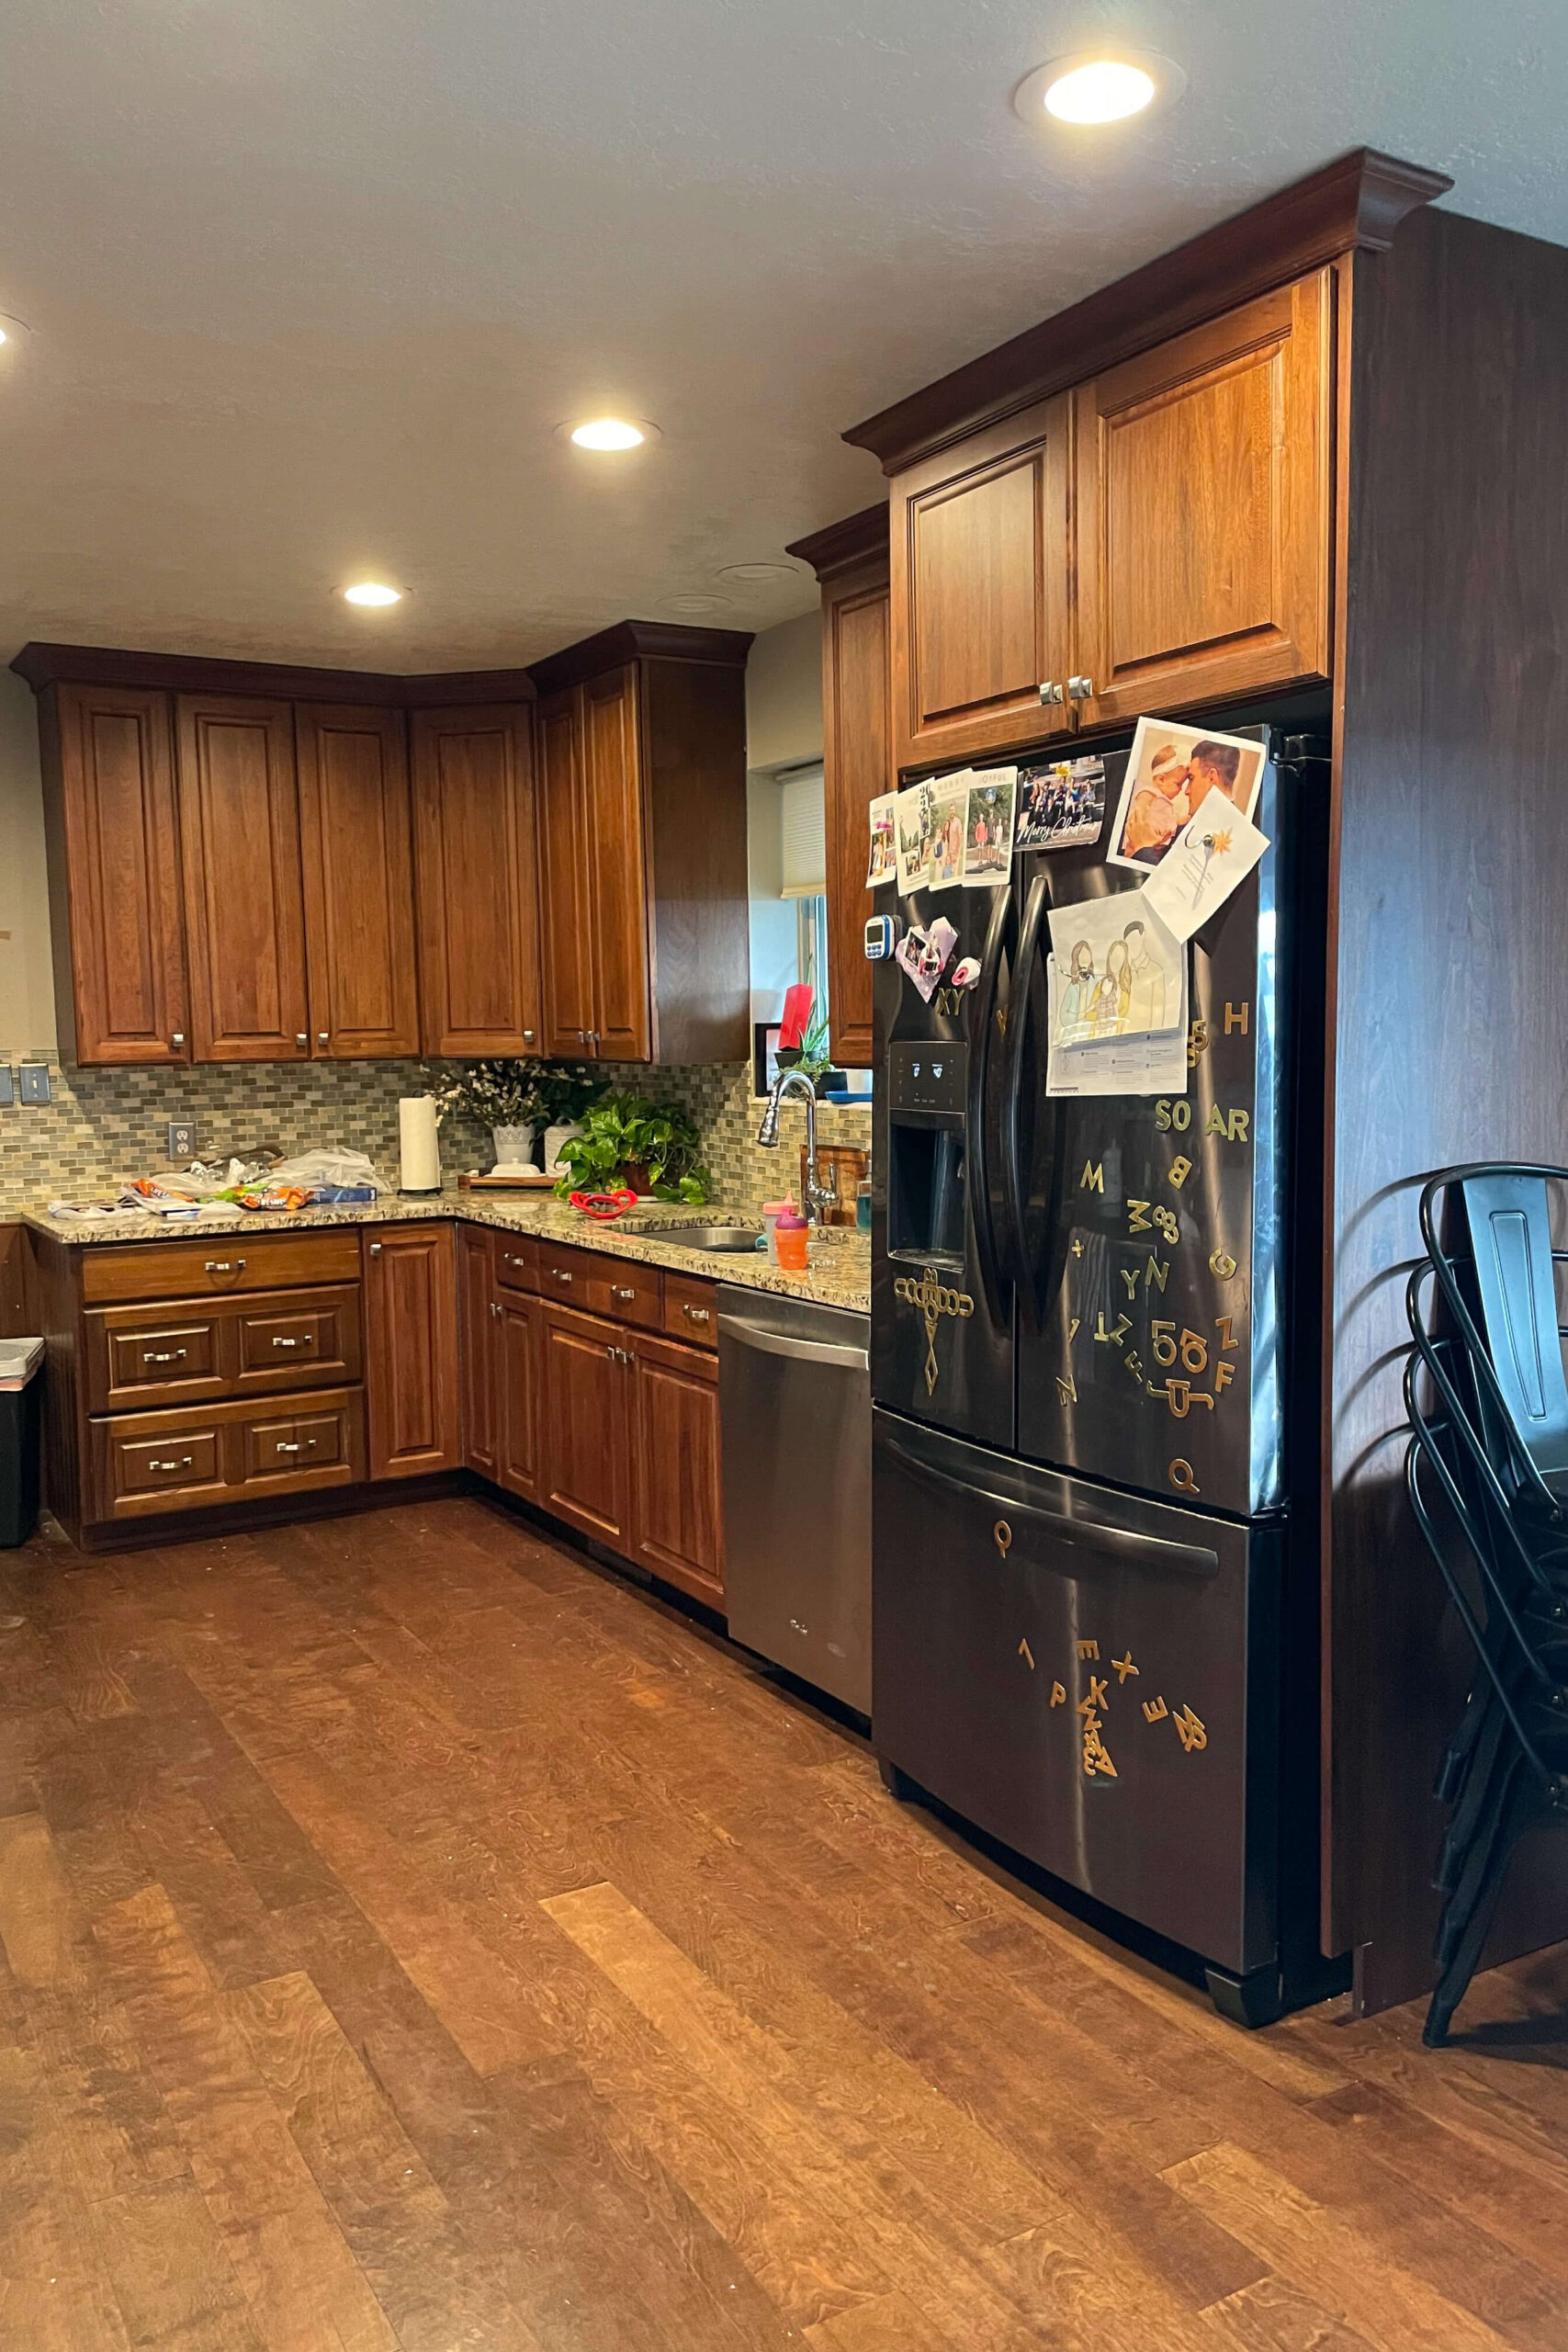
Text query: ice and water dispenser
886 1040 970 1267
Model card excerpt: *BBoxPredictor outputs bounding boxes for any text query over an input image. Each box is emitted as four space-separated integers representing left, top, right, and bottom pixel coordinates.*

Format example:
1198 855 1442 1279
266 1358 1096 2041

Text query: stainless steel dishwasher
717 1283 872 1716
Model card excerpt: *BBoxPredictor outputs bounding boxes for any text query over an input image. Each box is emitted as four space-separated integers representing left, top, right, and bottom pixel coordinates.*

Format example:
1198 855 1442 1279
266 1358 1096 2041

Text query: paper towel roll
399 1096 441 1194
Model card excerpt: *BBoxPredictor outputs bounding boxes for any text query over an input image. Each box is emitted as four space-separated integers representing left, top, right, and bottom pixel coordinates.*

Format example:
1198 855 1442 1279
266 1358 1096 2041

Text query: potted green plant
554 1091 711 1204
431 1058 600 1171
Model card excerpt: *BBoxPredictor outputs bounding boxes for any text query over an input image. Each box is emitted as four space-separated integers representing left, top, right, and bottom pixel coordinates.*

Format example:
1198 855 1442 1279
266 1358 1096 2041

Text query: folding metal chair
1404 1164 1568 2046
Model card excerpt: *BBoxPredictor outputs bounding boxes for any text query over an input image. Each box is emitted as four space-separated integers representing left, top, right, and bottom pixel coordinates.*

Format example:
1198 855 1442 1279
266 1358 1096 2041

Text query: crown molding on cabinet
785 503 890 583
10 642 537 707
526 619 753 700
844 146 1451 474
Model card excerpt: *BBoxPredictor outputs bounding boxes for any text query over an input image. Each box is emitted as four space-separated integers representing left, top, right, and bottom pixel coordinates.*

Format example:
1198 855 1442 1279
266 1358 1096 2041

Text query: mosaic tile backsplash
0 1055 871 1218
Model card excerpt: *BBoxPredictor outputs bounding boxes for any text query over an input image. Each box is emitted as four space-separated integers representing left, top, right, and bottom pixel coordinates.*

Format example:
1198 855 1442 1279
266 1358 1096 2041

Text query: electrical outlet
18 1064 50 1104
167 1120 197 1162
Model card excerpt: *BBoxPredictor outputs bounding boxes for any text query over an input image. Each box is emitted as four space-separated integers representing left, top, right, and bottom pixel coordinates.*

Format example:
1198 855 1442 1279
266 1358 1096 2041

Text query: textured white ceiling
0 0 1562 669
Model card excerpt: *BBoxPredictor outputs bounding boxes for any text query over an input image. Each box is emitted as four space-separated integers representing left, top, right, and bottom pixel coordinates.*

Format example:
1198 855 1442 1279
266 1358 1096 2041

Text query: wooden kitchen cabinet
412 703 543 1057
39 684 190 1066
1072 271 1332 725
540 1301 634 1549
632 1330 724 1606
788 504 892 1070
529 623 752 1064
296 703 420 1057
363 1224 459 1480
889 394 1074 772
457 1224 499 1477
496 1292 542 1503
175 693 310 1060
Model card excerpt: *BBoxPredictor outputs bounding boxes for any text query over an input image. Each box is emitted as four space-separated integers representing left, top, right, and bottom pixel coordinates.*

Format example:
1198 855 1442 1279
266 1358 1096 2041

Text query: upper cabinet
529 623 752 1066
890 394 1074 772
1071 273 1332 728
175 694 311 1062
297 702 420 1058
788 504 892 1070
412 703 540 1057
39 683 190 1066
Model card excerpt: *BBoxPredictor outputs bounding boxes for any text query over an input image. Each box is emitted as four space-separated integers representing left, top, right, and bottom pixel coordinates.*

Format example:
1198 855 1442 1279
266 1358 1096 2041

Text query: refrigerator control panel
888 1040 969 1116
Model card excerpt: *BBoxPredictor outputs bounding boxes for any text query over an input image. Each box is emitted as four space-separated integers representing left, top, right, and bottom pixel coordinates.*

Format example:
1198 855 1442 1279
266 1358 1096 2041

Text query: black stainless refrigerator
870 714 1336 2023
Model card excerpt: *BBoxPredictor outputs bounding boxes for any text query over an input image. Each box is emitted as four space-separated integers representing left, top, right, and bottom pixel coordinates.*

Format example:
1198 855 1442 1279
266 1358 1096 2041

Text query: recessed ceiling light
666 594 732 614
1013 50 1184 130
342 581 403 607
716 562 803 586
566 416 657 451
0 312 32 350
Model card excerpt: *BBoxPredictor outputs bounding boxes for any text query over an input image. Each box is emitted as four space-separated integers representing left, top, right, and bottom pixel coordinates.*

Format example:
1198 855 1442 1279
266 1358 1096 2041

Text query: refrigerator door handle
882 1432 1219 1578
966 884 1013 1332
1002 870 1054 1334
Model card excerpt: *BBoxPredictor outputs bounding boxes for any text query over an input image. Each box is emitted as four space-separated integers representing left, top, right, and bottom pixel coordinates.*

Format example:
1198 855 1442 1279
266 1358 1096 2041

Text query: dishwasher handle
717 1313 869 1373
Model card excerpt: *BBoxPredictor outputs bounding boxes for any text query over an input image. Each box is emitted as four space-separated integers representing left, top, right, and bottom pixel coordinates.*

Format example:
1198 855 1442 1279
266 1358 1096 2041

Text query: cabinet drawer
85 1284 362 1412
235 1291 361 1387
662 1272 717 1349
81 1231 362 1304
98 1317 222 1409
493 1234 539 1294
112 1426 225 1503
243 1404 351 1482
90 1388 365 1522
537 1242 662 1328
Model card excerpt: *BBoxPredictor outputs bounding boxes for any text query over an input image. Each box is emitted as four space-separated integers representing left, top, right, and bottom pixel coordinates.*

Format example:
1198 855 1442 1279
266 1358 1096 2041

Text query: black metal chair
1404 1163 1568 2046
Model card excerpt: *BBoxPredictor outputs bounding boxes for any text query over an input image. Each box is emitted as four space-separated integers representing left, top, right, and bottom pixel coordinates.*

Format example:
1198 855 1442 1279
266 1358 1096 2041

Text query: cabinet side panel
1327 208 1568 2010
642 660 750 1064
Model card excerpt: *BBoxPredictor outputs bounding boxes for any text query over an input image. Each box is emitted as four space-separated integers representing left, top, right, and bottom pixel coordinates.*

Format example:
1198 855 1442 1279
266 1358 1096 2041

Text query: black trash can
0 1339 43 1547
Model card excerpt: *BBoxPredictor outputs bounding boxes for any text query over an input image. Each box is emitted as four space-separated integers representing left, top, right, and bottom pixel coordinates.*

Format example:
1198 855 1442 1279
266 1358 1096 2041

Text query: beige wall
744 608 821 775
0 670 55 1057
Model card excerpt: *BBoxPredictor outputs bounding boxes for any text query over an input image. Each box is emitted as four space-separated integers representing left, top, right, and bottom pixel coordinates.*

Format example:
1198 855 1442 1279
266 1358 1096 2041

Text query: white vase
491 1124 536 1174
543 1121 582 1177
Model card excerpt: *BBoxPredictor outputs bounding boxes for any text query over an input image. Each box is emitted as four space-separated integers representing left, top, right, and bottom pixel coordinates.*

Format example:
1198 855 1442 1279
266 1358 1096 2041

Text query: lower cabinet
458 1223 500 1477
497 1293 543 1502
631 1331 725 1608
540 1303 635 1550
92 1387 366 1521
363 1224 460 1479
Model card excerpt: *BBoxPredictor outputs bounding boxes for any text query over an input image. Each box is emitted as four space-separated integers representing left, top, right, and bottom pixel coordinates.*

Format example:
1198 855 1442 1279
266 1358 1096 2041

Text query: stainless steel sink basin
655 1225 764 1254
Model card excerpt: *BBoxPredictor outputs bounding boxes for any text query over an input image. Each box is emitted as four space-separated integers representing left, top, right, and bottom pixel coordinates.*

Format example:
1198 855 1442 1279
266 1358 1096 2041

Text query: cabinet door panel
632 1333 724 1607
498 1294 541 1503
49 685 189 1065
297 703 419 1057
822 563 889 1068
412 705 542 1057
457 1226 498 1476
892 394 1073 769
1073 270 1332 724
538 688 596 1057
175 695 309 1059
364 1225 458 1480
540 1304 632 1548
582 667 652 1059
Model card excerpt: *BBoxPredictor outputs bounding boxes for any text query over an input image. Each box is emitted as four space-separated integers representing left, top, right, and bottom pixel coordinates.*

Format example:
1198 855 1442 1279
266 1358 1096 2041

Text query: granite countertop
19 1190 872 1313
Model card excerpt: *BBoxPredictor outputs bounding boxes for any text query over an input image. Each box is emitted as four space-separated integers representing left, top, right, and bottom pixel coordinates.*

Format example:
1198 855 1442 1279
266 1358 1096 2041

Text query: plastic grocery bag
265 1148 387 1195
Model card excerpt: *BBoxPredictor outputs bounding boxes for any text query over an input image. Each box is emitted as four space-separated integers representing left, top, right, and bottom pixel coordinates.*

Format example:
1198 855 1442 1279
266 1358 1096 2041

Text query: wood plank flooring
0 1494 1566 2351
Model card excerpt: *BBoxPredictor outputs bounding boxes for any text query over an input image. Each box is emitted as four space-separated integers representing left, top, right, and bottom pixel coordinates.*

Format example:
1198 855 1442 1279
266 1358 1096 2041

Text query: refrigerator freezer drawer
873 1411 1280 1973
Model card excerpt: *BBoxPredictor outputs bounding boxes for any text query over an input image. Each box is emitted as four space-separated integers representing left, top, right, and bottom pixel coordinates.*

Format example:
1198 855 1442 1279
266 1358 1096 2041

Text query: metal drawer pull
682 1305 711 1325
149 1455 194 1473
605 1344 631 1364
611 1285 637 1301
548 1267 573 1283
503 1252 525 1266
143 1348 186 1363
276 1441 302 1453
271 1335 310 1348
205 1259 245 1273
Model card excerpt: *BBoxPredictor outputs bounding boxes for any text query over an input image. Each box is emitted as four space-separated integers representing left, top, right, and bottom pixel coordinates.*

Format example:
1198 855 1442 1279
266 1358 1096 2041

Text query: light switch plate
18 1064 50 1104
167 1120 197 1162
0 1067 12 1105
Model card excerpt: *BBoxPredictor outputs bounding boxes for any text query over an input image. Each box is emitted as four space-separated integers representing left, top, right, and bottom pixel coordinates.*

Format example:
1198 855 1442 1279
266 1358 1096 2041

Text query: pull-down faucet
757 1068 838 1220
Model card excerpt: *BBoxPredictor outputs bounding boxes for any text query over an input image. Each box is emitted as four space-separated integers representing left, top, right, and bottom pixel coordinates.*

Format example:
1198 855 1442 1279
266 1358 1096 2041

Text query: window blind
779 764 826 899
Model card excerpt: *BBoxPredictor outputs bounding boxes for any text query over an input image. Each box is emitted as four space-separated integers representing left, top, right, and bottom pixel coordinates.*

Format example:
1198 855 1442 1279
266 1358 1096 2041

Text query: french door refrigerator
870 717 1335 2023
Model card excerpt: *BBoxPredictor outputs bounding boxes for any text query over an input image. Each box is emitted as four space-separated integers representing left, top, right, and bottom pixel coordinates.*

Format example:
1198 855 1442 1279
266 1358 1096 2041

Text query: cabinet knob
1067 675 1095 701
588 1031 600 1046
1038 681 1065 707
578 1029 587 1044
295 1033 308 1046
491 1300 501 1317
368 1242 382 1256
171 1032 186 1046
524 1030 535 1042
317 1031 330 1045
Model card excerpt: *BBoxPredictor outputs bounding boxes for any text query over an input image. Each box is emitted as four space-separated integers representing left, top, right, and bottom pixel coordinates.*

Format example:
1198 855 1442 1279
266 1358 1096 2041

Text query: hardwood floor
1 1495 1566 2351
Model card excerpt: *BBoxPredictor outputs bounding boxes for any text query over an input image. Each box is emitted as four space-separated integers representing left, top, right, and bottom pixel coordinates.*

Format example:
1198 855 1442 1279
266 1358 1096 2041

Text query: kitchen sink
655 1225 764 1254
